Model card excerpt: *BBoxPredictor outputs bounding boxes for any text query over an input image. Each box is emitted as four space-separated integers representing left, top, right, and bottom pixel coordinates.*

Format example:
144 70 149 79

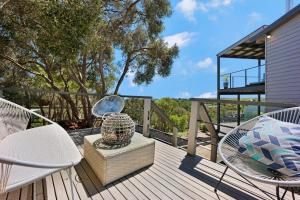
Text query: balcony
219 64 265 95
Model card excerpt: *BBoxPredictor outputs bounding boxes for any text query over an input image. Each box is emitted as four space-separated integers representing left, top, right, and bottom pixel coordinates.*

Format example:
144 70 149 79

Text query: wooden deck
1 129 299 200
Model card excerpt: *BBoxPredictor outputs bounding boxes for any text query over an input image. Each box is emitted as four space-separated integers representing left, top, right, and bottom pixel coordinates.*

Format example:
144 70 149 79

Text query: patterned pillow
238 116 300 177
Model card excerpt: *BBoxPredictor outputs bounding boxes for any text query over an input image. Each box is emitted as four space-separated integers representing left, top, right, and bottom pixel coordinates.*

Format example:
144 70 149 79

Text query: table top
84 132 155 158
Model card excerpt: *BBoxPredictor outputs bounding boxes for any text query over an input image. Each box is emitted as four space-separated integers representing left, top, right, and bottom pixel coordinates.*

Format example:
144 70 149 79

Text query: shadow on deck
1 128 298 200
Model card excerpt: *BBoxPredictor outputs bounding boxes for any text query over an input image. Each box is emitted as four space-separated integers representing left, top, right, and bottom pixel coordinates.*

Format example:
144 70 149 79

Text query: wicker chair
0 98 82 200
215 107 300 200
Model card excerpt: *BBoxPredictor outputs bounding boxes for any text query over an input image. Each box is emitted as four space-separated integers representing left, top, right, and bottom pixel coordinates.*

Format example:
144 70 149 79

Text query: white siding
266 13 300 103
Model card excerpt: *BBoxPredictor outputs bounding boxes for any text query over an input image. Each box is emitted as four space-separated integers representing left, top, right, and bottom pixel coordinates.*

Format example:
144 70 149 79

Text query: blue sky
119 0 300 99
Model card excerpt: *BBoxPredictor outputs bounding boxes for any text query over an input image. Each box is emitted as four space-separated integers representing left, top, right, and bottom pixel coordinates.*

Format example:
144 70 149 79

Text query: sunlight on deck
1 129 298 200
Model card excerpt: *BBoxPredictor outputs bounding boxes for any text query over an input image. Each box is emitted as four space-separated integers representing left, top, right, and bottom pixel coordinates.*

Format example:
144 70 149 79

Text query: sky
119 0 300 99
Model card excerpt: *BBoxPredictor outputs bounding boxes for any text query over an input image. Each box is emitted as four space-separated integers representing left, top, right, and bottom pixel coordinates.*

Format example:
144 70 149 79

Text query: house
216 3 300 127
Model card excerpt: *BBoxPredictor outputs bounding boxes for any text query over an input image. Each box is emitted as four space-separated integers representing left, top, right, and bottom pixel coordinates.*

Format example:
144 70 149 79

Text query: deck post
198 103 218 162
143 99 151 137
258 59 262 82
258 94 261 115
172 127 178 147
237 94 241 125
187 101 200 156
217 56 221 133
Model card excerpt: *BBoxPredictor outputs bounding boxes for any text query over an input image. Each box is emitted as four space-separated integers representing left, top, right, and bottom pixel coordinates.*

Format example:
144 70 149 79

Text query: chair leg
214 166 228 192
33 181 36 200
291 187 295 200
67 168 75 200
276 185 280 200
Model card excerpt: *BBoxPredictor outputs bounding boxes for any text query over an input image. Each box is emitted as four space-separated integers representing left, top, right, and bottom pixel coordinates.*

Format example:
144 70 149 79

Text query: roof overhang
217 25 267 59
217 4 300 60
250 4 300 42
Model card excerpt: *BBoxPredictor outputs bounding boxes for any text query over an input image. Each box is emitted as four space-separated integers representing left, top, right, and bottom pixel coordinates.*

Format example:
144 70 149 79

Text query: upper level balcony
219 64 265 95
217 26 268 96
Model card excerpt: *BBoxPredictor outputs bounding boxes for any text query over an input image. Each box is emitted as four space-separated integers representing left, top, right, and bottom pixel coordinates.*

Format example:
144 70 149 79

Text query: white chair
0 98 82 200
215 107 300 200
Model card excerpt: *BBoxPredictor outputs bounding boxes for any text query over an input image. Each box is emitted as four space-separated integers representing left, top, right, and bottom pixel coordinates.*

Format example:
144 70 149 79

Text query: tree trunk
114 54 132 94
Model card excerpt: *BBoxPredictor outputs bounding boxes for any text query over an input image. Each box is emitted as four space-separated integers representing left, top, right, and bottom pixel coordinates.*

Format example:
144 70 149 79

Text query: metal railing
220 64 265 89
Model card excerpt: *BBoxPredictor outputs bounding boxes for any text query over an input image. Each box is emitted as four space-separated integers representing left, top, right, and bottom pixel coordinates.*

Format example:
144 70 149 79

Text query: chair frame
215 107 300 200
0 98 81 200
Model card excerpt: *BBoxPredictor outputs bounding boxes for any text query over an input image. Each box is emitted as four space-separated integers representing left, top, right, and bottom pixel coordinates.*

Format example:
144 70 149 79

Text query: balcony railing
2 86 300 163
220 64 265 89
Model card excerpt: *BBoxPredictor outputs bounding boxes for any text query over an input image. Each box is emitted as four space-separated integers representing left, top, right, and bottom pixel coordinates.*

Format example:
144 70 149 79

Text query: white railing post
172 127 178 147
187 101 200 155
143 99 151 137
198 103 218 162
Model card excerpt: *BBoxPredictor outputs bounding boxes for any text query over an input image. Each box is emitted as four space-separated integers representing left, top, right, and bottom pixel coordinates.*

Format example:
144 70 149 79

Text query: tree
0 0 178 124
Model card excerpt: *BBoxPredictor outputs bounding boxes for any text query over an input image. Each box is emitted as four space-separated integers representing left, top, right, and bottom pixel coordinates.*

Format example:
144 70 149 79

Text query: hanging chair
216 107 300 200
90 95 125 133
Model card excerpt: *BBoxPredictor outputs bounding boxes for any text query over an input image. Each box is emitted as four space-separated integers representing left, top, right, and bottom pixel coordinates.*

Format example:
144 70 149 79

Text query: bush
199 123 208 133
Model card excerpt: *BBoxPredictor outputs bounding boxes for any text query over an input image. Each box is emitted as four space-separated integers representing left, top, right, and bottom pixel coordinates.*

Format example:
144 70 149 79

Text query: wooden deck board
3 130 300 200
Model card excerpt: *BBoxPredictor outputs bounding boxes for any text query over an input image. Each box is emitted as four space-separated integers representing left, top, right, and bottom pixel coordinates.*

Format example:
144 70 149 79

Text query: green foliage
0 0 178 123
151 98 190 132
199 123 208 133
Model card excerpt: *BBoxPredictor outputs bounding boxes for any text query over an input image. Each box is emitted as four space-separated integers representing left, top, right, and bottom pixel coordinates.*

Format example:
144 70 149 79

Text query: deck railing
220 64 265 89
187 98 300 162
2 87 300 162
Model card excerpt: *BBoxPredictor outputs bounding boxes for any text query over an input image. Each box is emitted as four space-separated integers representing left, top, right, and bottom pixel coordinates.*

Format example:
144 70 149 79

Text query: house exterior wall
265 13 300 103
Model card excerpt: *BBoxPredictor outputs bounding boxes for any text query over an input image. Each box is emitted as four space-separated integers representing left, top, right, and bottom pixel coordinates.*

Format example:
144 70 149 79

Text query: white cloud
199 0 233 12
197 91 217 98
179 91 191 98
197 57 213 69
164 32 195 48
176 0 234 21
176 0 198 21
248 11 262 22
127 71 136 87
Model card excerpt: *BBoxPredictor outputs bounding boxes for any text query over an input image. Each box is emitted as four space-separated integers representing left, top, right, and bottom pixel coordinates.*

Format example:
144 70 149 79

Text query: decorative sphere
100 113 135 147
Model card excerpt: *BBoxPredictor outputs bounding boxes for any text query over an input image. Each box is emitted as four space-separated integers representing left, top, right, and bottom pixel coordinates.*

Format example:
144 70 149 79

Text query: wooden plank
140 170 183 200
0 193 7 200
133 173 172 200
155 143 281 199
126 176 160 200
44 176 56 200
52 172 69 200
157 141 273 192
20 185 31 200
145 167 198 200
36 180 45 200
7 189 20 200
69 166 92 200
74 164 103 200
79 159 113 200
153 150 234 200
105 184 126 200
113 181 138 200
118 177 149 200
60 170 81 200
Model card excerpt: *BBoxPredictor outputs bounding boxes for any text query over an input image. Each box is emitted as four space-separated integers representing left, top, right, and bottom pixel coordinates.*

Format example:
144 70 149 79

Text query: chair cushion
238 116 300 177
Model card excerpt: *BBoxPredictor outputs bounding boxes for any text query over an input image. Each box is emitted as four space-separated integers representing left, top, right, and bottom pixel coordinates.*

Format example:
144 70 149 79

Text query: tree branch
0 54 53 84
113 52 133 94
